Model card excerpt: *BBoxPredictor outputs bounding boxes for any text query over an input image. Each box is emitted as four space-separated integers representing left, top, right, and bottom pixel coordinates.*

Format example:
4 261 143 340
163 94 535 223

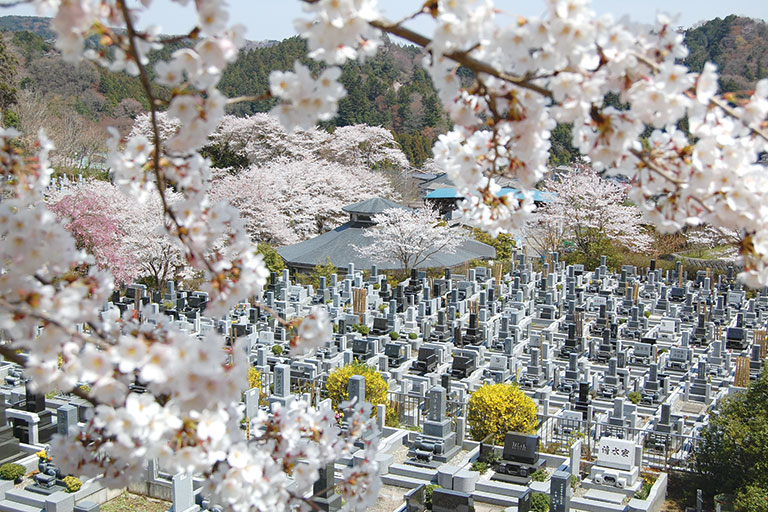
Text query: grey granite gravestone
310 463 341 511
408 386 460 467
269 364 292 409
431 488 475 512
244 388 259 419
171 472 197 512
56 404 77 437
550 470 571 512
348 375 366 405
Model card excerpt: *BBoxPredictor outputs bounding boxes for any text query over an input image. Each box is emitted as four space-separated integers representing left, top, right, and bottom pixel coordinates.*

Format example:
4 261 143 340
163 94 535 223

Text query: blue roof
425 187 555 202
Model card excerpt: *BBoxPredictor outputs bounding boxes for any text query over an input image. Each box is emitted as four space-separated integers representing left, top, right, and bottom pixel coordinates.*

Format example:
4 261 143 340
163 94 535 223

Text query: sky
1 0 766 41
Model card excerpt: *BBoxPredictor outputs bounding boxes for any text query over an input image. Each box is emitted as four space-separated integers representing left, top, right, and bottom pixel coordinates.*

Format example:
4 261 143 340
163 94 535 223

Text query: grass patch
101 493 171 512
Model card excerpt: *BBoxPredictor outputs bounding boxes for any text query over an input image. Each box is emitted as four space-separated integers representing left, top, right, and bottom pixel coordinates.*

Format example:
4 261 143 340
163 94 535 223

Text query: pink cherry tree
355 205 464 274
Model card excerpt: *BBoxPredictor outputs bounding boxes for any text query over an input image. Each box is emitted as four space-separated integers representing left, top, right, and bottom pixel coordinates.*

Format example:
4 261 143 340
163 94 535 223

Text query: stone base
490 459 544 485
310 493 342 512
589 465 639 489
405 444 462 468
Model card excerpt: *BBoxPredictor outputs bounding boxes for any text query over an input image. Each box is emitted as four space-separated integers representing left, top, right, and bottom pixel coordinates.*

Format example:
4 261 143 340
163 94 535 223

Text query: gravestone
404 484 426 512
492 432 543 483
310 463 341 511
518 489 532 512
550 470 571 512
408 386 460 467
56 404 77 437
591 437 639 489
348 375 366 405
244 388 259 419
171 472 197 512
431 488 475 512
269 364 292 409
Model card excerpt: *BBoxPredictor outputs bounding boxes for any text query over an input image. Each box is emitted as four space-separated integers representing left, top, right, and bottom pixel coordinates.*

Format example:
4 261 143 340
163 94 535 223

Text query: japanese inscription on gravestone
597 437 636 471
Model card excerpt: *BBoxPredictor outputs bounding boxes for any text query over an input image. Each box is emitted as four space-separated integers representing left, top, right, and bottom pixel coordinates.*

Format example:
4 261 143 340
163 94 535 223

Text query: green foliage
63 475 82 493
408 332 418 340
201 142 249 171
634 479 653 500
0 33 17 115
257 243 285 274
470 461 488 474
571 474 579 489
309 258 336 290
0 463 25 481
468 228 516 261
467 383 538 445
696 367 768 498
353 324 370 335
424 484 440 509
627 391 642 404
531 492 550 512
389 331 399 340
271 345 283 356
684 16 768 92
531 468 549 482
735 486 768 512
644 310 652 318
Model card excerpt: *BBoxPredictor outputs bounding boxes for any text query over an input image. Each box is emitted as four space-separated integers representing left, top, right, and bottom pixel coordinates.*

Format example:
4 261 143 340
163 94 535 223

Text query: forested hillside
684 15 768 92
0 14 765 171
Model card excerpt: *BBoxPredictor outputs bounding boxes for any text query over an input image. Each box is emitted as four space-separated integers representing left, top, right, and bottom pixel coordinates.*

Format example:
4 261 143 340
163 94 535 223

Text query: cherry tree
355 205 464 273
211 157 395 245
0 0 766 510
47 179 186 289
47 179 141 284
529 166 652 264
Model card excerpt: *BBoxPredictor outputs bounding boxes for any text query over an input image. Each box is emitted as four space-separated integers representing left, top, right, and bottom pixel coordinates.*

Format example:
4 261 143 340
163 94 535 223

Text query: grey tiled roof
277 220 496 270
341 197 409 215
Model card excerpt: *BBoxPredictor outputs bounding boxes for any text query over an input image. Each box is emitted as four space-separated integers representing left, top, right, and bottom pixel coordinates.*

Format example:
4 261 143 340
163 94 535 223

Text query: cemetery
0 248 762 512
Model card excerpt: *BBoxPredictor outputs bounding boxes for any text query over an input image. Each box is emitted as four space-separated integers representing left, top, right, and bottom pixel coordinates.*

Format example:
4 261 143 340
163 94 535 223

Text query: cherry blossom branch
0 344 96 405
353 16 554 99
0 297 114 351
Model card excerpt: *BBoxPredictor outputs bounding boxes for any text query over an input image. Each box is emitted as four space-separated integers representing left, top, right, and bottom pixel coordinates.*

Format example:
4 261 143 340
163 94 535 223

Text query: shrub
326 362 389 415
247 367 261 391
531 468 549 482
389 331 399 340
470 461 488 474
257 243 284 274
627 391 642 404
0 463 25 481
271 345 283 356
353 324 370 335
644 310 652 318
467 383 538 445
63 475 82 493
425 484 440 509
408 332 418 340
735 486 768 512
531 492 550 512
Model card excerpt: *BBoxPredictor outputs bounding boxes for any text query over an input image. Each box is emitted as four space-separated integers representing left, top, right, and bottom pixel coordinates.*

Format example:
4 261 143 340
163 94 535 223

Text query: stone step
388 463 436 481
475 479 527 498
0 500 43 512
3 490 45 508
583 488 626 504
471 489 518 507
381 473 432 489
572 496 628 512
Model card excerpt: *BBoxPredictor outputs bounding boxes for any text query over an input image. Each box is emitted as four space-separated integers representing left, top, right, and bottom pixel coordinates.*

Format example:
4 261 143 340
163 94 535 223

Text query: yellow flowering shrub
247 367 261 391
326 362 389 417
467 383 538 445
